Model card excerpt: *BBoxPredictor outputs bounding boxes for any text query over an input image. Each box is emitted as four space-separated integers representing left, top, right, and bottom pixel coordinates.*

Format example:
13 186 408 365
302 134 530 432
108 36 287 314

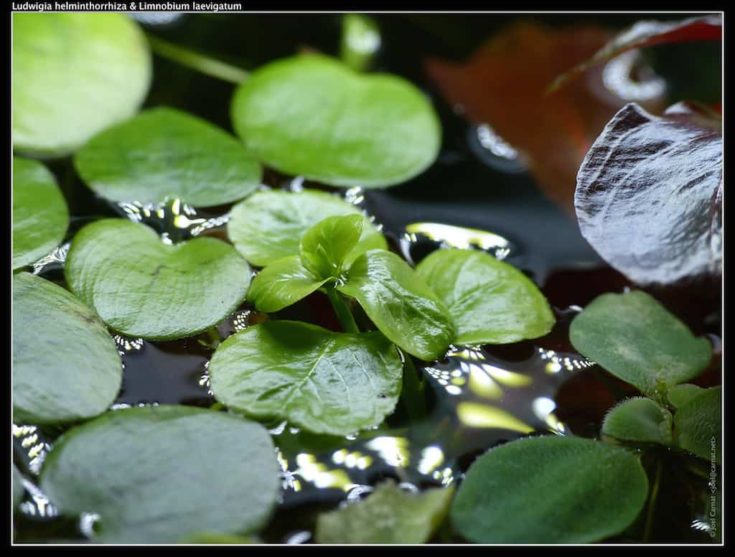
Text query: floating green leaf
227 189 386 267
451 435 648 543
231 54 440 188
300 214 365 280
13 13 151 156
569 291 712 396
65 219 250 340
12 157 69 270
40 405 280 543
415 249 555 345
248 255 327 313
667 383 705 409
602 397 673 445
674 386 721 464
13 273 122 424
315 482 454 544
338 250 455 361
13 465 24 509
74 107 262 207
209 321 402 435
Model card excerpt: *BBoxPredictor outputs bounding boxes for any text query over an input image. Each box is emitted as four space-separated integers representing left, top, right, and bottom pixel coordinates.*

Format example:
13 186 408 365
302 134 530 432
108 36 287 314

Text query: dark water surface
13 13 720 544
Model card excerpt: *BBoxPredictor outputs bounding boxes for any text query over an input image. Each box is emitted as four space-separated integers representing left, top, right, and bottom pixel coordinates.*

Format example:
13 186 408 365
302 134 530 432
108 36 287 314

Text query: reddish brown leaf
425 22 664 212
575 102 722 287
550 14 722 90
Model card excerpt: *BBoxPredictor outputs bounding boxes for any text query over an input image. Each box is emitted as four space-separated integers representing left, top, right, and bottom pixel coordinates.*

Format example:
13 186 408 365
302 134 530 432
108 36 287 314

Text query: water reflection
401 222 513 264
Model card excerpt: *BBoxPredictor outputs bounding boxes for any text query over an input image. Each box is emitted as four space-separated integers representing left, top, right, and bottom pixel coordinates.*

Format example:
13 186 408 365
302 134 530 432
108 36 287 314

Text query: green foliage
248 255 328 313
315 482 454 544
602 397 673 445
12 157 69 270
415 248 555 345
667 383 705 409
13 465 25 509
65 219 251 340
300 214 365 279
209 321 403 435
451 435 649 543
227 189 385 267
569 291 712 396
40 406 280 543
13 273 123 424
74 107 261 207
12 13 151 156
674 386 721 464
340 14 381 72
231 54 440 188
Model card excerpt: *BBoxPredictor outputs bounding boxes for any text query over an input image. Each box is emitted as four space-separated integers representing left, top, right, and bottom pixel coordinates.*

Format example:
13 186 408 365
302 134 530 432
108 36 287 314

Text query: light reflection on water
401 222 513 264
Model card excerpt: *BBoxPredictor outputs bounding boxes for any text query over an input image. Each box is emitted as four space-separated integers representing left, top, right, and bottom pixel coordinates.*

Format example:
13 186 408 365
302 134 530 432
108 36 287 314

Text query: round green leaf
227 189 386 267
415 248 555 345
65 219 250 340
451 436 649 543
209 321 403 436
13 157 69 270
74 107 262 207
13 273 123 424
315 482 455 544
231 53 440 188
569 291 712 396
338 250 455 361
674 386 721 464
602 397 673 445
13 465 25 509
248 256 328 313
13 13 151 156
40 405 280 543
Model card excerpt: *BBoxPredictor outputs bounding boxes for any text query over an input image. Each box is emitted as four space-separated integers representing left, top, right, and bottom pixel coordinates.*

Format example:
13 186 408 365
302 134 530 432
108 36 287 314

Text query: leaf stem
643 457 663 542
146 34 249 84
202 326 222 349
326 288 360 334
400 354 427 421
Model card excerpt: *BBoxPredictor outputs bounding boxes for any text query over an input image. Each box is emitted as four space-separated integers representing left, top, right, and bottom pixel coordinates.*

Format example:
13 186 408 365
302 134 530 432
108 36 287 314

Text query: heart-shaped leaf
231 53 441 188
209 321 402 436
13 157 69 270
13 273 123 424
674 386 721 464
74 107 262 207
227 189 386 267
338 250 455 361
300 214 365 280
575 102 722 286
40 405 280 543
569 291 712 397
602 397 673 445
248 255 328 313
451 435 648 543
65 219 251 340
13 13 151 156
315 482 455 544
415 248 554 346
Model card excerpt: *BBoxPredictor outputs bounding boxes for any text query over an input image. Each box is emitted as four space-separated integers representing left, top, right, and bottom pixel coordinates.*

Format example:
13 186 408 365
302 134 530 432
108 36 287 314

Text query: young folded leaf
674 386 721 464
338 250 455 361
602 397 673 446
248 255 328 313
569 291 712 397
300 214 365 280
415 248 554 345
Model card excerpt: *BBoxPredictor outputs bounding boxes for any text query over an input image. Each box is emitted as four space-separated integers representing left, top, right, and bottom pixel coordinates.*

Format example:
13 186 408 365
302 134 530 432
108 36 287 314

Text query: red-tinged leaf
551 15 722 90
575 102 722 287
425 22 664 212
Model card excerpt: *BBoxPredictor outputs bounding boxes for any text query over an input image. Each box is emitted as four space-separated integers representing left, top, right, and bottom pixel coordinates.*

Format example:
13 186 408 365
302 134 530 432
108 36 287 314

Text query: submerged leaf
576 102 722 286
12 13 151 156
415 249 554 345
74 107 262 207
569 291 712 397
426 21 663 211
248 255 327 313
13 273 123 424
674 386 721 464
602 397 673 445
227 189 386 267
339 250 455 361
12 157 69 270
315 482 454 544
231 53 441 188
209 321 403 436
451 435 648 543
40 406 280 543
65 219 250 340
